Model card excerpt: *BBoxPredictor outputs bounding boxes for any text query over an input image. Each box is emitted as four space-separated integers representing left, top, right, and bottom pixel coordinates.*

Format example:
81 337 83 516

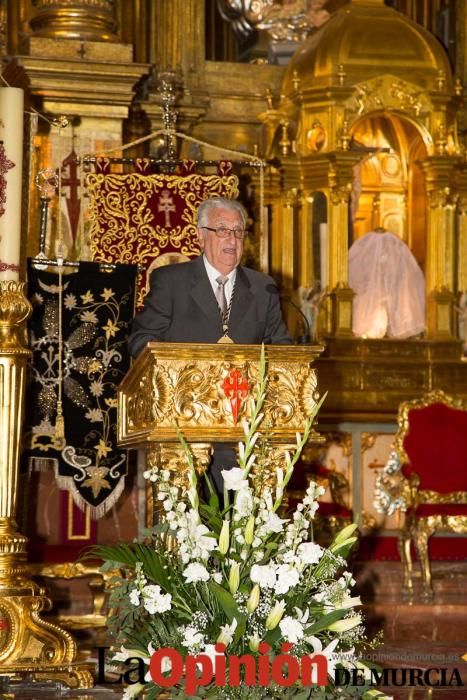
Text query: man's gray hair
197 197 248 228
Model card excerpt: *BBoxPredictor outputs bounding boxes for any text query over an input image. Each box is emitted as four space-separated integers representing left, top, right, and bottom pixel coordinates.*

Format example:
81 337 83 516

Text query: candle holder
0 281 93 689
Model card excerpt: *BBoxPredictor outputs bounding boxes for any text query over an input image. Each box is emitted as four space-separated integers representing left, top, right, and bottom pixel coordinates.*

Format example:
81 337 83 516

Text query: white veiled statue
349 231 425 339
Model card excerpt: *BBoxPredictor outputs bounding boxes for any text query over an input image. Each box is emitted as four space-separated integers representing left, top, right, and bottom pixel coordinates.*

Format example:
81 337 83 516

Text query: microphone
266 284 311 344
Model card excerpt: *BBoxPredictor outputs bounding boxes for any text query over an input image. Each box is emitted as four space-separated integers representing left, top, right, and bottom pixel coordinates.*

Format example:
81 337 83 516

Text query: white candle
319 222 328 290
0 88 24 282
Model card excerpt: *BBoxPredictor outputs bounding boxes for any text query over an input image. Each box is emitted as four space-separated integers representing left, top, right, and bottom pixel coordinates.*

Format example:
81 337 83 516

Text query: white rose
250 563 276 589
276 565 300 594
183 562 210 584
142 584 172 614
297 542 325 565
279 616 304 644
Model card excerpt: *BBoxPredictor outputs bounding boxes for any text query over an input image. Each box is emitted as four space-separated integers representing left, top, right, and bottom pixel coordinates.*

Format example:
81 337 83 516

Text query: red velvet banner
86 169 238 308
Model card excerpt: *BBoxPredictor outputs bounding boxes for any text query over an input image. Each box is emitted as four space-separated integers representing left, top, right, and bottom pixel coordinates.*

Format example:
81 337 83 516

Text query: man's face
197 207 244 275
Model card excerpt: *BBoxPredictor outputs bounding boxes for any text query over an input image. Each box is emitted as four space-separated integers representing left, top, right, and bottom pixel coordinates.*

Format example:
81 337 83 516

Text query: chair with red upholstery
394 390 467 598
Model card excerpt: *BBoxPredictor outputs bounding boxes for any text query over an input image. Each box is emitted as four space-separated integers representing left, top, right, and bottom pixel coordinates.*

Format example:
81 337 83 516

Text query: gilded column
28 0 118 41
0 283 93 685
297 191 314 289
154 0 205 83
270 201 284 284
327 183 354 337
420 156 457 338
281 189 296 292
143 0 207 138
458 196 467 293
423 177 457 338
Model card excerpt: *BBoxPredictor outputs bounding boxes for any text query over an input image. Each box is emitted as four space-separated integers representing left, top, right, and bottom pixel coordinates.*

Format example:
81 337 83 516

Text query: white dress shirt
203 255 236 308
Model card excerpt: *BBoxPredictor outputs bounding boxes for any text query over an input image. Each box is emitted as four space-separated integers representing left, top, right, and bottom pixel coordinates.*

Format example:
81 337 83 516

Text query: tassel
55 401 65 443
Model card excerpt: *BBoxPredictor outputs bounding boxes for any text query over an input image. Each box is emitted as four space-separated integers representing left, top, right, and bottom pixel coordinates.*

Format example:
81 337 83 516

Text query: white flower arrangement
92 349 387 699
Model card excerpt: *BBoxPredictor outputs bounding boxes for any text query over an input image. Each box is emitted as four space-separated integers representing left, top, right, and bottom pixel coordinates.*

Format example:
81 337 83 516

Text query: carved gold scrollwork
457 196 467 216
173 362 224 423
146 444 213 526
252 444 295 496
151 365 172 421
0 603 14 656
329 184 351 206
361 432 377 453
389 81 424 115
125 355 321 434
427 187 451 209
418 489 467 505
265 366 303 423
127 369 152 428
300 369 319 415
128 366 171 428
344 77 430 122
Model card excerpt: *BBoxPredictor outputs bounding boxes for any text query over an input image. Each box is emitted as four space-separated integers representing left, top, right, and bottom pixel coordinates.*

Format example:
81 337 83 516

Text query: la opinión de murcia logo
96 646 464 696
97 644 328 695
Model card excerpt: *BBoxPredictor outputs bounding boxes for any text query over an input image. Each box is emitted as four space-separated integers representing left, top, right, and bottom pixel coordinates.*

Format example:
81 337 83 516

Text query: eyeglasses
202 226 247 240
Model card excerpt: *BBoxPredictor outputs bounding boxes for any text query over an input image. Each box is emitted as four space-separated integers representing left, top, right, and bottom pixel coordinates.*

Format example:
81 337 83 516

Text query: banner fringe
29 456 58 472
55 468 125 520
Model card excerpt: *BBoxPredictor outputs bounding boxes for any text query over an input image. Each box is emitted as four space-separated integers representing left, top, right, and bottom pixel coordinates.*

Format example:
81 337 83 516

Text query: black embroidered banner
24 260 137 518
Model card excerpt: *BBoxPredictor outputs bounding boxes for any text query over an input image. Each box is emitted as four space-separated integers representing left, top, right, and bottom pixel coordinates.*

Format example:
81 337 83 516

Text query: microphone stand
280 295 312 344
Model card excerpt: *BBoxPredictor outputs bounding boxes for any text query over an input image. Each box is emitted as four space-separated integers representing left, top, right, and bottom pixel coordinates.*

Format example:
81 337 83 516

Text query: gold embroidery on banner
86 173 239 307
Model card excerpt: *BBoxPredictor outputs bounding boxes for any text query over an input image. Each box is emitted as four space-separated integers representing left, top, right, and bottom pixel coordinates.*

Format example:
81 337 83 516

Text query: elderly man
128 196 292 496
128 197 292 355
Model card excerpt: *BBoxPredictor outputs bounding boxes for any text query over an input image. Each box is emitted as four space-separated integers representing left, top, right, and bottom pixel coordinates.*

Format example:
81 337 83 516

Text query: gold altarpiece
118 342 324 524
254 0 467 414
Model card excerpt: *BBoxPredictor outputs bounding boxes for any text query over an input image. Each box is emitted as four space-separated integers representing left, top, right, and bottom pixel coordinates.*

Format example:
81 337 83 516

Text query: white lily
305 636 339 680
328 615 362 633
217 617 238 646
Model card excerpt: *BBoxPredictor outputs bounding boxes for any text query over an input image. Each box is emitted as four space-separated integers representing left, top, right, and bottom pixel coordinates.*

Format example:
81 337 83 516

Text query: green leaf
199 503 222 533
304 607 348 635
207 581 238 622
232 613 247 644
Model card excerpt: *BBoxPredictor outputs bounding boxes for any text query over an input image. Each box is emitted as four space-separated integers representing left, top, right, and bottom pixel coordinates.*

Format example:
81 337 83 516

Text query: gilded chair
29 562 113 644
393 391 467 598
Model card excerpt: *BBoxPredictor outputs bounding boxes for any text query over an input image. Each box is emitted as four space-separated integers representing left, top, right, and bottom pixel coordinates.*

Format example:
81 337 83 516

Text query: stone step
354 560 467 604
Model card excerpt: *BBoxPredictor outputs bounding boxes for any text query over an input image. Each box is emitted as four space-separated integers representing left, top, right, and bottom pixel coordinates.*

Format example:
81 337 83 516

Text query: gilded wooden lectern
118 343 323 521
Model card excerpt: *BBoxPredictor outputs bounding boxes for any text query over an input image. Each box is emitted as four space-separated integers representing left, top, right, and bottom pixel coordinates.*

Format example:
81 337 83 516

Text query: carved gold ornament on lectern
119 342 324 525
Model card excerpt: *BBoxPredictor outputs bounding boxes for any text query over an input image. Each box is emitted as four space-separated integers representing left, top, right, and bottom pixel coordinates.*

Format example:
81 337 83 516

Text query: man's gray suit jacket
128 256 292 357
